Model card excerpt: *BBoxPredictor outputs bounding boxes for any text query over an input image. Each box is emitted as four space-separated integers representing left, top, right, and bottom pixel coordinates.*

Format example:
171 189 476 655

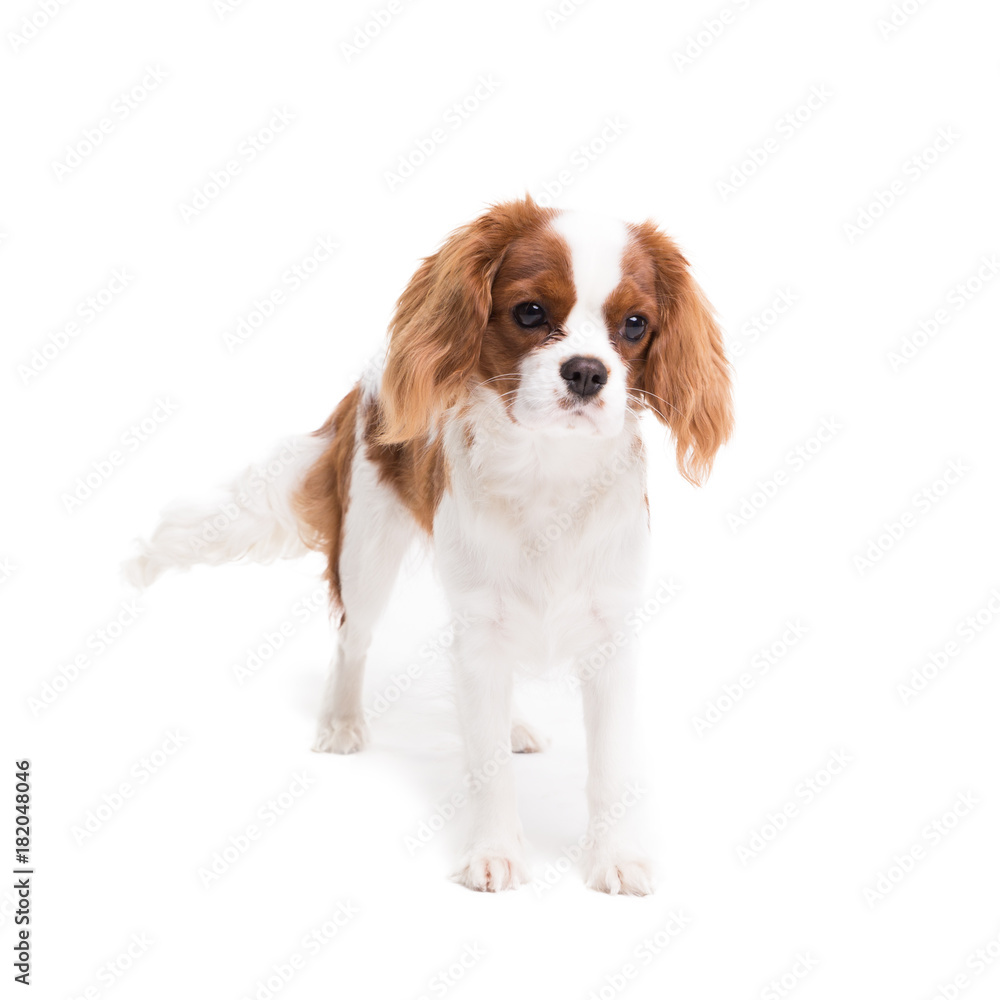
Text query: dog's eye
512 302 547 329
621 315 648 342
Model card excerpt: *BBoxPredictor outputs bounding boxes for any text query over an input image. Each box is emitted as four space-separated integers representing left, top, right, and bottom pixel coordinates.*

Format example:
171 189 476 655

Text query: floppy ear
635 224 734 485
378 201 530 444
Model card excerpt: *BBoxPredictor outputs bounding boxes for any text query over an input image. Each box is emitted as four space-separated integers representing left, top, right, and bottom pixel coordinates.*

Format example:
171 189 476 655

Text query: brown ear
378 198 547 444
634 223 734 485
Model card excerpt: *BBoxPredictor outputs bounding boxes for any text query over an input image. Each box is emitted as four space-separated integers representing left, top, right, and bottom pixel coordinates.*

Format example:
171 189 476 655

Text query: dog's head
379 197 733 484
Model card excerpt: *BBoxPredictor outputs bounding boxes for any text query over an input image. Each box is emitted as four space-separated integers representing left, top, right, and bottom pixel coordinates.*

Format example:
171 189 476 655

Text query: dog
125 196 733 894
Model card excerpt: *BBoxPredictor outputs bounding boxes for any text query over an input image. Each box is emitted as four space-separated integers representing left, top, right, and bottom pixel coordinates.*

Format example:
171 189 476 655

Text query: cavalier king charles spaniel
126 196 733 895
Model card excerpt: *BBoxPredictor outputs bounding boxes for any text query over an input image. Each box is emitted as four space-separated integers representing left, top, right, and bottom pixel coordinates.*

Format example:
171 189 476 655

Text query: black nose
560 356 608 397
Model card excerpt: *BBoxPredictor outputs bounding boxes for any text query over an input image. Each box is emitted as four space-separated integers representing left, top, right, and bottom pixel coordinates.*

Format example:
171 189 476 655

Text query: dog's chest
434 426 650 626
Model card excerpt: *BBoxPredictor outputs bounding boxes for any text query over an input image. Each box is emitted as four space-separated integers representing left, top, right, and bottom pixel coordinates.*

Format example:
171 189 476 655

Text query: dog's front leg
451 621 528 892
580 643 654 895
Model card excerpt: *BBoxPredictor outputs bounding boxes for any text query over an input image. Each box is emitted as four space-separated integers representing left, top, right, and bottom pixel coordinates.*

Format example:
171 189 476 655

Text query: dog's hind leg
310 445 417 754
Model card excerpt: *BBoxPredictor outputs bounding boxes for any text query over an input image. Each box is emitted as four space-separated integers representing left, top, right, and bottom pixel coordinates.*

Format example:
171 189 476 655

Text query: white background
3 0 1000 997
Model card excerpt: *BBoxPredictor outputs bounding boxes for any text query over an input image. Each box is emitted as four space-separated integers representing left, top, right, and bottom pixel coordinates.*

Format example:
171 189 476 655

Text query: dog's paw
453 850 529 892
510 721 549 754
585 852 654 896
311 719 368 755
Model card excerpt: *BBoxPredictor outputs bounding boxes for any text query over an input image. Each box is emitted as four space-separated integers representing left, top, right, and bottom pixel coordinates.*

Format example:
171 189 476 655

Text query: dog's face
483 211 641 441
380 197 733 484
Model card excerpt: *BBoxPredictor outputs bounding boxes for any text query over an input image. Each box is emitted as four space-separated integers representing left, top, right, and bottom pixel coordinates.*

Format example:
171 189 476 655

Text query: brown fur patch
602 241 661 391
378 196 564 444
293 388 448 617
364 404 446 535
292 385 361 618
619 224 734 485
478 224 576 413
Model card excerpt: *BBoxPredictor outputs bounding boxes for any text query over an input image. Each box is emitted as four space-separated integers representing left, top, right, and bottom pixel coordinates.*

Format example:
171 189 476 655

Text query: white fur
438 390 652 893
127 210 656 895
122 435 326 588
313 406 416 754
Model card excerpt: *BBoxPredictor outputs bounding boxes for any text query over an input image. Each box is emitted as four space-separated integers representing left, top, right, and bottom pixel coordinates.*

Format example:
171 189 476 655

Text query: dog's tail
122 434 327 589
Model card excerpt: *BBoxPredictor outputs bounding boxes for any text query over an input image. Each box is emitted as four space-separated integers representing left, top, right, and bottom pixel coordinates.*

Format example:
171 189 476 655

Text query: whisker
626 387 681 418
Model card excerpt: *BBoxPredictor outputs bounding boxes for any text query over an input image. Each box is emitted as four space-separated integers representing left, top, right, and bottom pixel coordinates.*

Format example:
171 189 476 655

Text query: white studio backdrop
3 0 999 997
